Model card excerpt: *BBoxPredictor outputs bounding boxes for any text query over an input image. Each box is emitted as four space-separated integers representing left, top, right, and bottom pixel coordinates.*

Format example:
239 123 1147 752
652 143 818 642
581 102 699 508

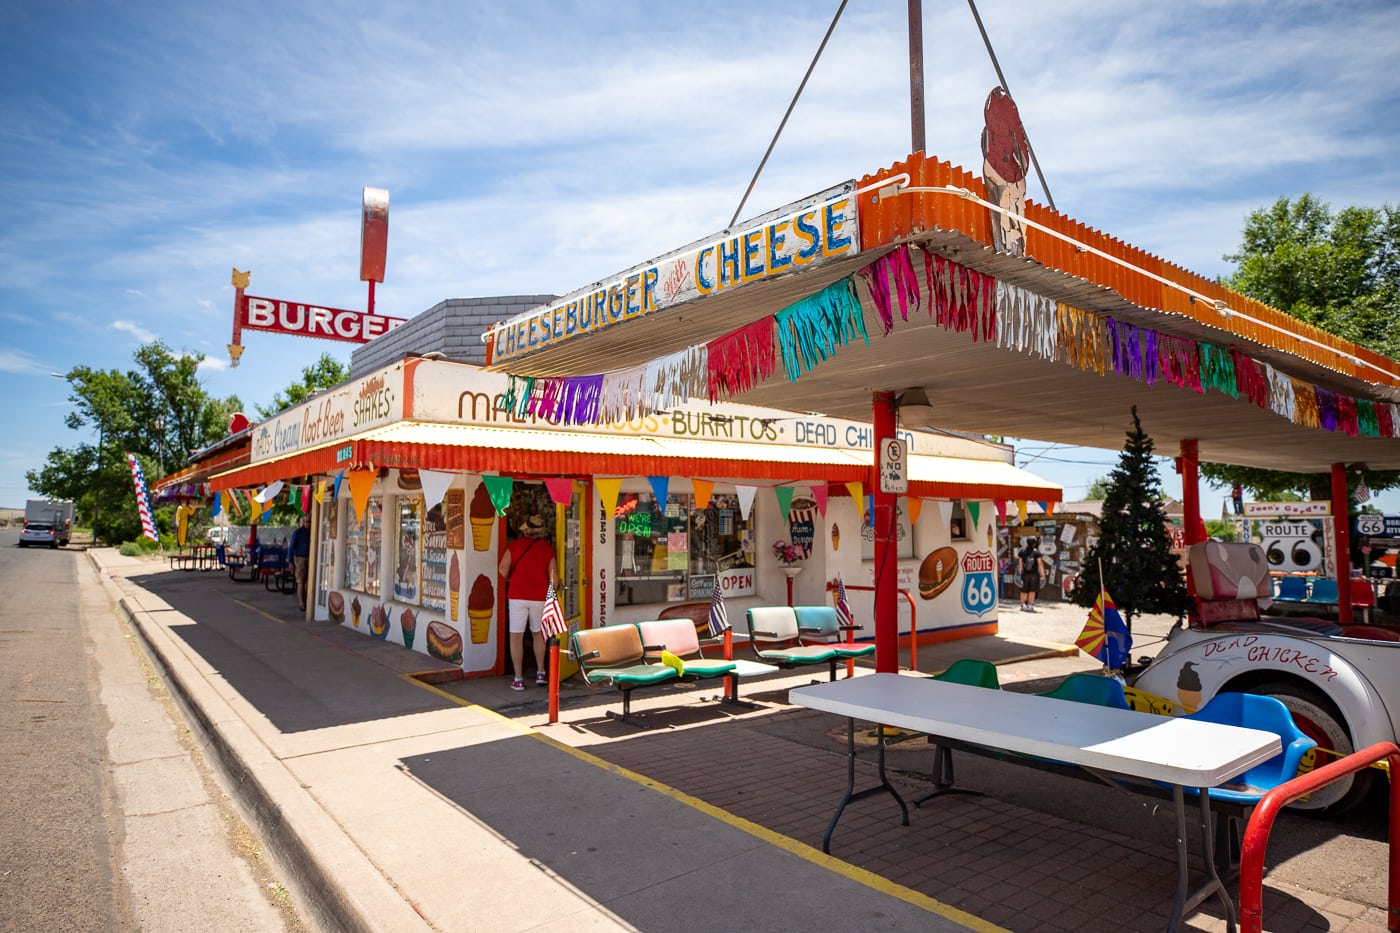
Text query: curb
88 551 427 933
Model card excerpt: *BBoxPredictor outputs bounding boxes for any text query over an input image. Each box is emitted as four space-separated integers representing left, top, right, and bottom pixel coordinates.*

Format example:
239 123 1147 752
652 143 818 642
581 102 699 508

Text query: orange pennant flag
907 498 923 525
692 478 715 511
348 468 377 523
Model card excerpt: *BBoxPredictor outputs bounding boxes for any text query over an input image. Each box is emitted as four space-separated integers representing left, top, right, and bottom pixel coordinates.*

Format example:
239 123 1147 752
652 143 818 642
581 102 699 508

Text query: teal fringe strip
775 278 868 382
1200 344 1238 398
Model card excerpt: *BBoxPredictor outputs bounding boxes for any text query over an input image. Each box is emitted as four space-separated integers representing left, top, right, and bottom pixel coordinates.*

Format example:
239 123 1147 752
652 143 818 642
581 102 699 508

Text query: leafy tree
256 352 348 418
27 342 240 543
1084 476 1111 500
1204 195 1400 519
1070 407 1192 629
1204 519 1240 542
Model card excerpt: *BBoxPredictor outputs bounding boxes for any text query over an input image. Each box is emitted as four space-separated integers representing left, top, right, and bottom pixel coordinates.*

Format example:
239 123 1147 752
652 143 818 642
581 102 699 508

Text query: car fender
1132 627 1397 748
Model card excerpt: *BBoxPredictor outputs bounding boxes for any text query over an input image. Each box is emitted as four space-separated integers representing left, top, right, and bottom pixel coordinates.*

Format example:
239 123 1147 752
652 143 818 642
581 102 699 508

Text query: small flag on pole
539 580 569 639
707 582 730 637
1076 589 1131 670
126 452 159 542
1354 478 1371 504
834 575 855 628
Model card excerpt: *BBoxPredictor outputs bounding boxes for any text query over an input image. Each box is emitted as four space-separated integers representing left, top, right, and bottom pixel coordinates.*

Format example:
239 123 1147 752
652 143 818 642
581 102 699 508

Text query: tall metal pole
873 391 900 672
909 0 926 154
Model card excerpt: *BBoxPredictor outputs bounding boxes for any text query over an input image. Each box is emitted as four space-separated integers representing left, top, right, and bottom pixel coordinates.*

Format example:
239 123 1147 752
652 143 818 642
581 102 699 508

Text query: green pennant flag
482 475 514 516
775 485 795 522
966 501 981 531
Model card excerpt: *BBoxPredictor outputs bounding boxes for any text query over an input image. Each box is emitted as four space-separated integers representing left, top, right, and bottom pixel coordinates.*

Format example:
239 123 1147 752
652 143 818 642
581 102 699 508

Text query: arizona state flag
1076 590 1131 670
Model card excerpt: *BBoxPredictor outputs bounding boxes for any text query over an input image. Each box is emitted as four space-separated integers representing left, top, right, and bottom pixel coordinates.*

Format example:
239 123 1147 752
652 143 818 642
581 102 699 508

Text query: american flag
126 452 158 542
707 583 730 637
1354 479 1371 504
539 580 569 639
834 575 855 628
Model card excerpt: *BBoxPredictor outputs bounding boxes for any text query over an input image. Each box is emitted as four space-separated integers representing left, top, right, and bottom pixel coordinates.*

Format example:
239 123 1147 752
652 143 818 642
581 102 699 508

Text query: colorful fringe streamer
924 250 996 341
1291 378 1320 428
857 246 920 335
496 374 535 418
996 282 1057 359
1315 387 1340 432
1376 402 1395 438
1266 365 1296 421
596 364 649 424
1056 303 1106 375
1106 317 1146 381
1200 344 1238 397
643 346 707 411
1231 347 1270 409
707 316 778 402
555 374 603 425
775 278 868 382
1156 334 1201 392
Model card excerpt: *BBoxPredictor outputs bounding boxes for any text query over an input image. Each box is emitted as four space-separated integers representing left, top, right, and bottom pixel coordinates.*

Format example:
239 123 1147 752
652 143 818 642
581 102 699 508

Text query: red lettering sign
241 295 406 345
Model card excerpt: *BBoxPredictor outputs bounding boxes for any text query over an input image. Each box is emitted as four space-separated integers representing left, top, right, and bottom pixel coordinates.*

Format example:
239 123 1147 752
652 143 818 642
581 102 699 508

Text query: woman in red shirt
497 514 557 690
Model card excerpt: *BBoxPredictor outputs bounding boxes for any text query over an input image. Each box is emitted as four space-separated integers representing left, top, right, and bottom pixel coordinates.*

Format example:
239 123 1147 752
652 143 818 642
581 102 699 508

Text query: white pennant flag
255 480 284 504
935 499 953 531
419 469 455 513
735 484 758 520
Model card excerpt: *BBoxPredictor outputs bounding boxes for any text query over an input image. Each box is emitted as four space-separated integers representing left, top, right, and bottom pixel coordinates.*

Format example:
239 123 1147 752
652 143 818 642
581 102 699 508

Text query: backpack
1019 548 1040 574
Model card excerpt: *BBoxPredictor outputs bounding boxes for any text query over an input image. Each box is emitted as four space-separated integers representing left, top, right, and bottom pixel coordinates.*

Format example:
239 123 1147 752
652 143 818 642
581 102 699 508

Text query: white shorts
508 599 546 634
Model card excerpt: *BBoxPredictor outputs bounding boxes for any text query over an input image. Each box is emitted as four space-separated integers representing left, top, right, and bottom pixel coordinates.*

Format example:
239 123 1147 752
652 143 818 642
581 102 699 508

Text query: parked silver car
19 521 61 548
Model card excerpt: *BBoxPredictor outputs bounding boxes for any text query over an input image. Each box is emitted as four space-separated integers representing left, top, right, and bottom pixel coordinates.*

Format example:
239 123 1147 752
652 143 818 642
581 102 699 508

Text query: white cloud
0 348 52 375
112 320 157 342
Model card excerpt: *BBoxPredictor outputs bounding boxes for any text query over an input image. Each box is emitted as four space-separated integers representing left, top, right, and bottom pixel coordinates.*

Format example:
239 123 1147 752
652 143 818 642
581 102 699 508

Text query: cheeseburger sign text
242 294 407 344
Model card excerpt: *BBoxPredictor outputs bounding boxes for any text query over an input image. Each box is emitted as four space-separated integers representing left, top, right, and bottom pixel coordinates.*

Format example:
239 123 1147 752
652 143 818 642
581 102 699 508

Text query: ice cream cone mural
981 86 1030 257
1176 662 1203 712
351 595 363 629
831 522 840 551
443 488 465 549
467 574 493 644
469 484 494 551
449 552 461 621
401 608 417 650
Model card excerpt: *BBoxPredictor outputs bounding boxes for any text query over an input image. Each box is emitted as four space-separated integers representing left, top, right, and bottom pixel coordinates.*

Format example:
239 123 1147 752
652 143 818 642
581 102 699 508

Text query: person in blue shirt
290 515 312 611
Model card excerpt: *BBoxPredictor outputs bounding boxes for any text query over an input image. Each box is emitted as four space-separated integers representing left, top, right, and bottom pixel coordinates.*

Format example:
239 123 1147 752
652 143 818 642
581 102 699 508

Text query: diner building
207 354 1059 678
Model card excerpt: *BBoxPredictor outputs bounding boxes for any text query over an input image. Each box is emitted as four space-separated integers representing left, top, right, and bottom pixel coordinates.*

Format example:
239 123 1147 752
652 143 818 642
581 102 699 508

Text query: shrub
118 541 145 557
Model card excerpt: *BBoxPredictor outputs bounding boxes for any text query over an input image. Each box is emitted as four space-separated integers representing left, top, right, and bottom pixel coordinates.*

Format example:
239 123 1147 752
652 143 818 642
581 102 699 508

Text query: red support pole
547 638 559 724
1331 463 1354 624
1180 439 1203 546
367 278 376 315
722 628 735 698
873 391 899 673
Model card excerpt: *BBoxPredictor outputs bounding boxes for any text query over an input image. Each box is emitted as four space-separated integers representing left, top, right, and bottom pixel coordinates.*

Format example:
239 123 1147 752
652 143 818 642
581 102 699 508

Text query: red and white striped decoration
127 452 159 541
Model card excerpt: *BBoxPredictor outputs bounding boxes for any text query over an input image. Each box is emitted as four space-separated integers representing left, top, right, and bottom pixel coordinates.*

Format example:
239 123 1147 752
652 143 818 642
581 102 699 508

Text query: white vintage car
1130 541 1396 814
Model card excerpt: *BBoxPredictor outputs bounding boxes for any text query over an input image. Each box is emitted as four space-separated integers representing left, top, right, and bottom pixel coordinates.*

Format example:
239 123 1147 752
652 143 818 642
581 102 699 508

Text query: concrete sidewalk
92 550 1390 932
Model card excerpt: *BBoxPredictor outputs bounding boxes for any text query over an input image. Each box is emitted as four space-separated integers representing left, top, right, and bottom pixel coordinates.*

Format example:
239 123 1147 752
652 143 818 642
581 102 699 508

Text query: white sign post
879 438 908 494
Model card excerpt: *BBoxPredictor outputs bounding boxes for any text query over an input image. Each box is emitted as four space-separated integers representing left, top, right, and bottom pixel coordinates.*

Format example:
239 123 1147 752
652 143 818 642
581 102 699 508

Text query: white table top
790 673 1282 788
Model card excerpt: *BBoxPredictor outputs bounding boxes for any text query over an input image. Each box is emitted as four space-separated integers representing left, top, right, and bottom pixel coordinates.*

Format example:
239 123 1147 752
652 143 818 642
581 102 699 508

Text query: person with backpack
1017 538 1047 612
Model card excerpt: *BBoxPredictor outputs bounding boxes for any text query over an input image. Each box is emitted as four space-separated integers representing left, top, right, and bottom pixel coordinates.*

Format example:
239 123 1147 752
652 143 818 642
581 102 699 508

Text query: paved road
0 530 302 931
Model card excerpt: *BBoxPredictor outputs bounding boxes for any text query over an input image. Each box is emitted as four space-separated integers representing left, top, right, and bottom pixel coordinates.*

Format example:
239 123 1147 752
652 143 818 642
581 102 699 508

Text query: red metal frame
827 582 919 671
1239 742 1398 932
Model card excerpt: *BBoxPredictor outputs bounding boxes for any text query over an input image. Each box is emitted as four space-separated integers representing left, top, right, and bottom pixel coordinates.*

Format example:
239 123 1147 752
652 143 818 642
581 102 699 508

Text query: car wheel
1256 680 1373 815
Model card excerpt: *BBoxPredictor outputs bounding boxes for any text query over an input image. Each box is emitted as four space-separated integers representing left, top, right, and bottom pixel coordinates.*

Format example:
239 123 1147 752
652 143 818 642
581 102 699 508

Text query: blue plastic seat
792 605 875 661
1274 576 1308 601
1035 672 1130 709
1305 577 1339 604
1181 691 1316 870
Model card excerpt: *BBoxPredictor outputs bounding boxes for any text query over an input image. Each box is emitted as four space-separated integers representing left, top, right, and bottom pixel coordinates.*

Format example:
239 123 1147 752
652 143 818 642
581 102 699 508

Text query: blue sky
3 0 1398 515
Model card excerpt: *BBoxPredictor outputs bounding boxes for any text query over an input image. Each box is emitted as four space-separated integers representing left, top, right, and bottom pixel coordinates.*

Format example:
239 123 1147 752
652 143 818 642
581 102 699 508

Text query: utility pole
908 0 926 153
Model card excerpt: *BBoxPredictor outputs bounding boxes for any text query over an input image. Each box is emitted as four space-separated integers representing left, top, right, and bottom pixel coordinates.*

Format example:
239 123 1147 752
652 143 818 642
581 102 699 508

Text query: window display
357 497 383 596
420 502 448 613
614 492 754 606
316 500 336 609
394 497 420 602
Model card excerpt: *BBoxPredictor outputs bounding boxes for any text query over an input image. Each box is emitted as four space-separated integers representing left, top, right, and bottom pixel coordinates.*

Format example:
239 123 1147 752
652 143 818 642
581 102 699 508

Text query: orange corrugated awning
211 421 1060 502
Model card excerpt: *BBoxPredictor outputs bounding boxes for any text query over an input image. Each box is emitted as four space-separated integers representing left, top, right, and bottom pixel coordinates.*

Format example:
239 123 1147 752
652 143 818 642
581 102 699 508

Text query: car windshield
26 523 53 531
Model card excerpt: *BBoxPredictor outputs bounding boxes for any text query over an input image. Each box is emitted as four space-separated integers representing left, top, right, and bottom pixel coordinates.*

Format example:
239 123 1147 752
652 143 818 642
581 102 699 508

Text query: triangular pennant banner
332 471 345 501
419 469 455 512
255 480 284 504
314 480 327 504
907 498 923 525
348 468 377 523
1035 501 1047 514
935 499 952 530
775 486 795 522
595 477 622 515
543 477 574 506
1017 500 1029 524
210 491 223 519
844 482 864 521
648 476 670 507
248 495 263 524
735 485 757 520
967 502 981 530
995 500 1007 522
812 483 829 518
1045 500 1056 517
481 475 514 516
691 478 715 511
299 485 311 514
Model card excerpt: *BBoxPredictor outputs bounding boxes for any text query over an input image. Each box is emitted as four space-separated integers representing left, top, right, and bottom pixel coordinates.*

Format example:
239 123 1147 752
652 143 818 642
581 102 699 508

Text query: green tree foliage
1204 195 1399 508
256 352 348 419
27 342 240 543
1084 476 1111 500
1070 408 1193 628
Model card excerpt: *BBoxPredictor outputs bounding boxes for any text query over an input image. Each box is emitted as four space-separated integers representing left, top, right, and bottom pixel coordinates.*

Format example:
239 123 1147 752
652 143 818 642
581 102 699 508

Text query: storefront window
420 502 449 614
614 492 754 606
316 498 336 609
394 497 420 603
342 496 383 595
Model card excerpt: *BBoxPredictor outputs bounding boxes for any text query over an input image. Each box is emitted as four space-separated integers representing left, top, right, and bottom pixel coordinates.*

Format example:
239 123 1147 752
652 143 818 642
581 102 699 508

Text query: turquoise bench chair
745 607 840 681
915 659 1002 806
1036 671 1130 709
1274 575 1309 602
792 605 874 665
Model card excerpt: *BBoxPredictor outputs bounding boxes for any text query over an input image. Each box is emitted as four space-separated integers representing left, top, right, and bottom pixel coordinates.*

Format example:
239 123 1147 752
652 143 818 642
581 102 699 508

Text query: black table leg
821 718 910 854
1166 786 1236 933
